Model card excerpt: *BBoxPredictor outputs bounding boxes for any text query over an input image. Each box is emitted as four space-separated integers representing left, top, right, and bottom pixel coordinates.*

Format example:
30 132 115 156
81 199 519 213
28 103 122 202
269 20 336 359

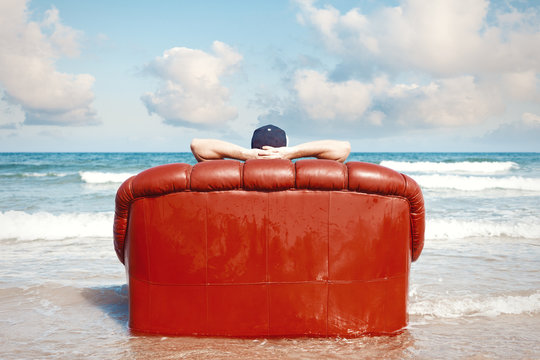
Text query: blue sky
0 0 539 152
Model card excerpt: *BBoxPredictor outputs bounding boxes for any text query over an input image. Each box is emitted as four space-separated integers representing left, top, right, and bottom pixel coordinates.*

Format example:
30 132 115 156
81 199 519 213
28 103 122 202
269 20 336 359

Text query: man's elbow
336 141 351 162
190 138 208 162
190 138 202 151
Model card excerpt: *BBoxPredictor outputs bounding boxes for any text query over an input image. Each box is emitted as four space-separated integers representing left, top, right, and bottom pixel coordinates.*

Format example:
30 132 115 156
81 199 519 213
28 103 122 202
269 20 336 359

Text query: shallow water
2 269 539 359
1 152 539 359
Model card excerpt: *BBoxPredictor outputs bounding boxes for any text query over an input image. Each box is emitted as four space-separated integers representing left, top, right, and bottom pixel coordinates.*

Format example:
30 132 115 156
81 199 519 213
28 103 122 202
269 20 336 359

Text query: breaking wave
414 174 540 192
79 171 134 184
380 160 519 174
409 291 540 318
0 211 113 240
426 218 540 240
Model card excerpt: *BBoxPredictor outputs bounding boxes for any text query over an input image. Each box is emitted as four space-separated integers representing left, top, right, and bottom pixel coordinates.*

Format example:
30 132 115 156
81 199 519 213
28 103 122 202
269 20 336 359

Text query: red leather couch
114 159 424 337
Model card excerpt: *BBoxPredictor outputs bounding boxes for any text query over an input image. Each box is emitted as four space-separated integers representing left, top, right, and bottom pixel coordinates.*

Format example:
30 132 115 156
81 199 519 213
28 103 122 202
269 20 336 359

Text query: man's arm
191 138 351 162
264 140 351 163
190 138 268 162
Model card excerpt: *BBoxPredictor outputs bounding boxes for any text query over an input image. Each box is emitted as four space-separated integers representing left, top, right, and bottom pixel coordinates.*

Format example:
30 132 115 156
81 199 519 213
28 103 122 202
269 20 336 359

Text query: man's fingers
256 151 283 159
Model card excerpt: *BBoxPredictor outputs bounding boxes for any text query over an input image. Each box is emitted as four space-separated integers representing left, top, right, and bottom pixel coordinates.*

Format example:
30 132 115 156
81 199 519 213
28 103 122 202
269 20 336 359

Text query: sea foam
409 291 540 318
0 172 68 178
79 171 134 184
380 160 518 174
426 218 540 239
414 174 540 192
0 211 113 240
2 213 537 241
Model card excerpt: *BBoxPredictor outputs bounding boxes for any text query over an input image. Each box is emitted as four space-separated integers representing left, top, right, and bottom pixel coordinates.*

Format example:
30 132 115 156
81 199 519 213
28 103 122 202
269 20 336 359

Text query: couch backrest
114 159 425 264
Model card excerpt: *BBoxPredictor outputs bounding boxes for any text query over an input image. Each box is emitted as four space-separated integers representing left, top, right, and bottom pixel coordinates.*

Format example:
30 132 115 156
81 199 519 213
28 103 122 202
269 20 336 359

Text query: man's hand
242 148 271 160
260 146 294 160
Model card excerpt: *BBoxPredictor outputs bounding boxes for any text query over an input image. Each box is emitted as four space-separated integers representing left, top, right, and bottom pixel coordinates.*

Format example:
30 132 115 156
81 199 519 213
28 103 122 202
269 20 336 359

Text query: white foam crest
0 172 68 178
25 172 69 178
380 160 518 174
0 211 113 240
79 171 134 184
24 172 47 177
414 174 540 192
409 291 540 318
426 218 540 239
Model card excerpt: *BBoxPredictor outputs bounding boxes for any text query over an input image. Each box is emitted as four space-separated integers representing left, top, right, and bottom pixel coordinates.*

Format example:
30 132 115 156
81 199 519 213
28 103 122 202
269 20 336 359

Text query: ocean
1 152 539 359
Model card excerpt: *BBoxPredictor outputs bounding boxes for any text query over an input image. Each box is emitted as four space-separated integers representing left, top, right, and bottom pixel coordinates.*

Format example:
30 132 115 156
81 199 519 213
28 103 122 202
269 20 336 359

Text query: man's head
251 124 287 149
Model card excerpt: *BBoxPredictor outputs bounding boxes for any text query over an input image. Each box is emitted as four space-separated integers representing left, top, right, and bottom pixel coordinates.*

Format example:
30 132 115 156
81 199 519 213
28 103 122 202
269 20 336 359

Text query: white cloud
296 0 540 75
386 82 420 98
292 71 502 128
0 97 24 129
522 112 540 127
294 69 372 122
501 71 539 101
411 76 503 127
366 111 385 126
141 41 242 126
295 0 375 54
42 6 81 57
0 0 97 126
481 111 540 150
291 0 540 132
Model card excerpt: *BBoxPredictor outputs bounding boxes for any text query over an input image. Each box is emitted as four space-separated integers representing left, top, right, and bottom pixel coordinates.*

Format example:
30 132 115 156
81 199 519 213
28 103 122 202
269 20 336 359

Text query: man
190 124 351 163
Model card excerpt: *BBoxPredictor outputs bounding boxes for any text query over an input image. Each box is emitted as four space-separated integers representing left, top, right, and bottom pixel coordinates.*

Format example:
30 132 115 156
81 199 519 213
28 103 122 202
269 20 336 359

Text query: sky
0 0 539 152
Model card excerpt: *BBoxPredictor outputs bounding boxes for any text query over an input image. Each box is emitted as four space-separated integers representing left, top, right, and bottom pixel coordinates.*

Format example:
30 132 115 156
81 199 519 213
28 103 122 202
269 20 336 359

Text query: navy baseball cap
251 124 287 149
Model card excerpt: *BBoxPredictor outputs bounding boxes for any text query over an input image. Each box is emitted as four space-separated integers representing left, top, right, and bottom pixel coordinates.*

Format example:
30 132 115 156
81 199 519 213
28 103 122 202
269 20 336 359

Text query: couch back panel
126 190 411 286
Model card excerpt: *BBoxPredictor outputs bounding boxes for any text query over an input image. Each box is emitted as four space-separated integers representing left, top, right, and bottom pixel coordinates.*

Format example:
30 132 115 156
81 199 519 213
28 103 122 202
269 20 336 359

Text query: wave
380 160 518 174
0 172 69 178
0 211 113 240
414 174 540 192
426 218 540 239
25 172 69 178
409 291 540 318
2 214 537 242
79 171 134 184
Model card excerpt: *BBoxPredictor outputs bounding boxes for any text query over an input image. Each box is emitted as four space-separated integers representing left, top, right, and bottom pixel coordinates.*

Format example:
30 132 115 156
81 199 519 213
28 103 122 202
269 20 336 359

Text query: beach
1 152 539 359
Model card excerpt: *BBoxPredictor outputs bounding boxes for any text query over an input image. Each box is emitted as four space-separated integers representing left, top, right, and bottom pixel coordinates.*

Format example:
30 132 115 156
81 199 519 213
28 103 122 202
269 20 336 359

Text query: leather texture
113 159 425 337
